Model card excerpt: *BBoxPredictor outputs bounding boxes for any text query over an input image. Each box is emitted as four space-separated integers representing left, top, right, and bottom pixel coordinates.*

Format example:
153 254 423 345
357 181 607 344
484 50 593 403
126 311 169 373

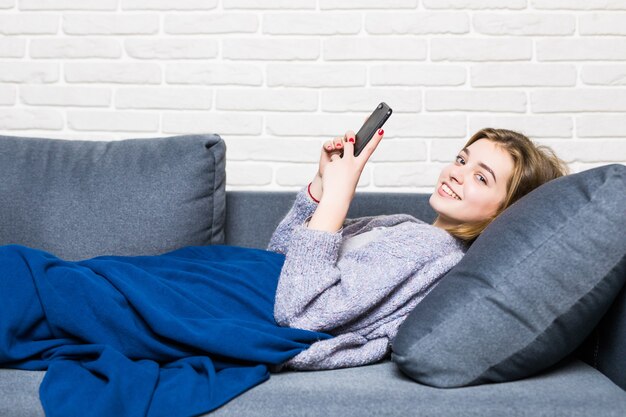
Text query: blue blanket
0 244 331 417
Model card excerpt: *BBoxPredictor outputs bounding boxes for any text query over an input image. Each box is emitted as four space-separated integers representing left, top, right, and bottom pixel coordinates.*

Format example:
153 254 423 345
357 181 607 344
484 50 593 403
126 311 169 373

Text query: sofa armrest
575 253 626 391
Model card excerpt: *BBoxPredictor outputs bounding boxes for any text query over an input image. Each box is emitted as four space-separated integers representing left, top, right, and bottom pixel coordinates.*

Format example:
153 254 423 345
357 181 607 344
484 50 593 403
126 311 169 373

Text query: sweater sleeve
273 224 345 332
273 222 465 334
266 186 318 255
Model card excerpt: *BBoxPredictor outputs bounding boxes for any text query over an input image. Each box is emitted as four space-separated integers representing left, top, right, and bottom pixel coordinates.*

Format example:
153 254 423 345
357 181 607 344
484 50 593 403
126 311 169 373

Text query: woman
269 127 569 371
0 127 568 417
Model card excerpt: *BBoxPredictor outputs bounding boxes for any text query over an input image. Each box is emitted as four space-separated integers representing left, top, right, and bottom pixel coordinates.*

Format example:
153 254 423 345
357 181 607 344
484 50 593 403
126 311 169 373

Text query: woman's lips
438 184 459 200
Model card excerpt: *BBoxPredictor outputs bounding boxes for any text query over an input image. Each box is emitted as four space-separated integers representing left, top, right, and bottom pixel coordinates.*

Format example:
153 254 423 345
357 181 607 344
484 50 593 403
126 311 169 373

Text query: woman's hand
307 129 385 232
308 136 346 203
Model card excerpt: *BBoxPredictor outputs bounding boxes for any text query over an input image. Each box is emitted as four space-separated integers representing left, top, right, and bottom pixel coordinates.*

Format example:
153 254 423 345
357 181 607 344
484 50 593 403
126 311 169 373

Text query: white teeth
442 183 460 200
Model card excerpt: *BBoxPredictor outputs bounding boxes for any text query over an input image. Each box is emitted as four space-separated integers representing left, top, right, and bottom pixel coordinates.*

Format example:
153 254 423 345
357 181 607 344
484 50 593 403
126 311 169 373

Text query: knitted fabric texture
268 187 468 371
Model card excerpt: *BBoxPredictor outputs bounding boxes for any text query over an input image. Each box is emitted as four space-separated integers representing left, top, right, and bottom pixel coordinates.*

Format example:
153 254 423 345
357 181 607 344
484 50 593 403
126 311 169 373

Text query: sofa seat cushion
0 134 226 260
223 359 624 417
2 360 624 417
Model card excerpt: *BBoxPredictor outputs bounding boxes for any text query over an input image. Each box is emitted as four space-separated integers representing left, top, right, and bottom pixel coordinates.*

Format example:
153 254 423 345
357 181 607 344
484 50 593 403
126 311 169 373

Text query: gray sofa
0 133 625 417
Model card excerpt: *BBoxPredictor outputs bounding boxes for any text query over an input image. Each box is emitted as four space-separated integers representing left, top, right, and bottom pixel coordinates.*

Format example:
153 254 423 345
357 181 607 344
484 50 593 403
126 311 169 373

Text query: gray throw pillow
0 134 226 260
392 164 626 387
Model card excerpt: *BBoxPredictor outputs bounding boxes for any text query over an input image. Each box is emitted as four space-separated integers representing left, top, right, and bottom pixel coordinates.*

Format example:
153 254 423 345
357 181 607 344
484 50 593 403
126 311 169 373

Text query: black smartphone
353 102 393 157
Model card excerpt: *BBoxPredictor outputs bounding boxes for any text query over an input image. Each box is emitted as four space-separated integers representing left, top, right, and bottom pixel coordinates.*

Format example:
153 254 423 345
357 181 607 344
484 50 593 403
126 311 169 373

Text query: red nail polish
378 129 384 135
349 137 355 143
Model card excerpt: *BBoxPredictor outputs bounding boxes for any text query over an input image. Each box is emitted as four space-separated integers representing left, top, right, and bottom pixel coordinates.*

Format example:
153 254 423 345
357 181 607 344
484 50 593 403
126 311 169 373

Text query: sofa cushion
210 359 626 417
392 164 626 387
0 134 226 260
3 359 626 417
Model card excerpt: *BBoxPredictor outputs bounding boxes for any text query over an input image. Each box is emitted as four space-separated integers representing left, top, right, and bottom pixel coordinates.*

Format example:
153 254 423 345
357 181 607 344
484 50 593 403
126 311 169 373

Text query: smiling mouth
440 183 461 200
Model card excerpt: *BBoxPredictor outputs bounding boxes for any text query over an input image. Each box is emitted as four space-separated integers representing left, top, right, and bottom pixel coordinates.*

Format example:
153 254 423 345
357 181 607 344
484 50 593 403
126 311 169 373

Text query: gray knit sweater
268 187 468 371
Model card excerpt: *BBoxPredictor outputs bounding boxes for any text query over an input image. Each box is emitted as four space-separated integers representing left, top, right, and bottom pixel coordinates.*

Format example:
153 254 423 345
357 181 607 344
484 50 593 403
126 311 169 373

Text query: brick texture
0 4 624 191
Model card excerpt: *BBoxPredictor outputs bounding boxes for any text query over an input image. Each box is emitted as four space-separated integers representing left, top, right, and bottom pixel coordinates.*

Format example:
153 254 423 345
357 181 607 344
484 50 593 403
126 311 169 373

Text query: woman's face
430 138 515 230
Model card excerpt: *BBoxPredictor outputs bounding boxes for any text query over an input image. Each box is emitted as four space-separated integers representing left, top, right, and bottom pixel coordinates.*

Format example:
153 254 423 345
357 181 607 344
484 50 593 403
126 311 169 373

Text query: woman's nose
449 166 464 185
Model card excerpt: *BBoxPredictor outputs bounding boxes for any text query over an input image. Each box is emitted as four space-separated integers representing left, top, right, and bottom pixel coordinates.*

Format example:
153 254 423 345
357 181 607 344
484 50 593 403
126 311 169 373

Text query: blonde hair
436 128 570 245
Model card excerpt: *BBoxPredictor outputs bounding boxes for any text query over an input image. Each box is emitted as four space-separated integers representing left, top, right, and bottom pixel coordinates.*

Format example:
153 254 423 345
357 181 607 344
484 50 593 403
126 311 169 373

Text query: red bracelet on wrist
307 182 320 203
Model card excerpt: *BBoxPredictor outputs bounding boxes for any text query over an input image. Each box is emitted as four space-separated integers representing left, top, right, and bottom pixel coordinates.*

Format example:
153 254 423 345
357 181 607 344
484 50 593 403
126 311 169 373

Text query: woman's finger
356 128 384 165
342 132 356 157
333 137 343 150
329 152 342 162
324 137 344 152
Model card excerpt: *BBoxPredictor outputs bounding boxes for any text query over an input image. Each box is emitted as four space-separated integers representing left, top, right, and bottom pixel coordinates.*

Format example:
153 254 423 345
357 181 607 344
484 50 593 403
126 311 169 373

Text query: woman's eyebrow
461 147 497 184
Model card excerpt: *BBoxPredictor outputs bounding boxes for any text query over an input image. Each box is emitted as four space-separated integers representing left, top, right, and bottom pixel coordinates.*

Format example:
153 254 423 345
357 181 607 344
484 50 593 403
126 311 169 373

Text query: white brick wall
1 2 625 192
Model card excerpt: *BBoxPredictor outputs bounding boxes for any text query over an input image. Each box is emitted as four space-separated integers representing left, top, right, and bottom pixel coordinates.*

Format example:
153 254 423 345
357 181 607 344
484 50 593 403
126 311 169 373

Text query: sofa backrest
224 190 436 249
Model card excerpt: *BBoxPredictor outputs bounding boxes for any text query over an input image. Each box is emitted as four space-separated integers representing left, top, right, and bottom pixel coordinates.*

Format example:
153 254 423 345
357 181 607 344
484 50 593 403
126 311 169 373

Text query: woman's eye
456 156 487 184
